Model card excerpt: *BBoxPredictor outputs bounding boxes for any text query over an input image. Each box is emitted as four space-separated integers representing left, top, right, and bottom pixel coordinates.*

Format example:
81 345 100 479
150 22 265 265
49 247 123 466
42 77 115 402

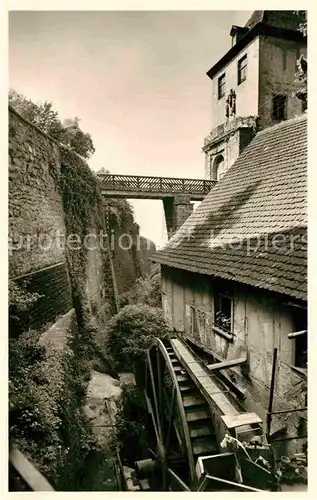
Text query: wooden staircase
165 344 218 461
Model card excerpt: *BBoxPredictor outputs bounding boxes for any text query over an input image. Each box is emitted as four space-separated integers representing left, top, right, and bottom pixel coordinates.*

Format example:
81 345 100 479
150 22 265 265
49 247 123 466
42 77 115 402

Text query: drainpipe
267 347 278 441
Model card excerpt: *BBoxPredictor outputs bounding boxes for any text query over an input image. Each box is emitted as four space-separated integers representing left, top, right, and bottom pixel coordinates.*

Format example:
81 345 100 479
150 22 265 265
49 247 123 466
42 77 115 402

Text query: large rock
84 370 122 449
84 370 136 450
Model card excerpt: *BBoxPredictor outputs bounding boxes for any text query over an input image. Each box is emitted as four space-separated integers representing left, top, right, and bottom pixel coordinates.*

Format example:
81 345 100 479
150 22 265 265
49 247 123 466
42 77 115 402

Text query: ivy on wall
59 146 115 328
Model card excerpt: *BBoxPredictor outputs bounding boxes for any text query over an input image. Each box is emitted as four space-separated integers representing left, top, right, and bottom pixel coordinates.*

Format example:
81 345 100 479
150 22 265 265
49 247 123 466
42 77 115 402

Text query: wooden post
267 347 278 441
10 446 54 491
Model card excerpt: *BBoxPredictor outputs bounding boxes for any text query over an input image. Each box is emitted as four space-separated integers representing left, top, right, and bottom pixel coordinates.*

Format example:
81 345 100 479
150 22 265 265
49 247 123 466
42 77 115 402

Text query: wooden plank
216 371 247 400
185 409 210 422
189 424 212 438
182 394 206 408
9 446 54 491
192 436 218 455
171 338 240 416
221 412 263 429
167 468 191 491
288 329 307 339
207 357 247 371
205 474 263 492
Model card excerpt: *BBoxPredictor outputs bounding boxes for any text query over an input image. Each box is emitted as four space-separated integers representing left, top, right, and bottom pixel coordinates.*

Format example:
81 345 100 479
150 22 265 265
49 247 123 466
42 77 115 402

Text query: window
218 73 226 99
272 95 287 121
213 154 225 181
214 291 233 334
289 308 307 371
295 332 307 368
237 55 247 85
294 309 307 369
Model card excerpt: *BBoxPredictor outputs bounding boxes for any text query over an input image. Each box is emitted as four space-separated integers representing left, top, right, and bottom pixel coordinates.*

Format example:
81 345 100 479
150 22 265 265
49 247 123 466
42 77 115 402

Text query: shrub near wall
107 304 168 371
8 312 97 489
9 292 118 491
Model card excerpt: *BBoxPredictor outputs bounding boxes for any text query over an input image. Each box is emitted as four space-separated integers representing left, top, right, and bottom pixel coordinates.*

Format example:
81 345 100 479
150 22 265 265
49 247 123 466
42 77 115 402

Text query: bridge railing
97 174 216 195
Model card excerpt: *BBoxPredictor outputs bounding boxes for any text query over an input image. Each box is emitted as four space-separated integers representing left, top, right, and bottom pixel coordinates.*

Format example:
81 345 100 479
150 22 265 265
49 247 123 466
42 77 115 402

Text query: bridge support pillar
163 195 193 239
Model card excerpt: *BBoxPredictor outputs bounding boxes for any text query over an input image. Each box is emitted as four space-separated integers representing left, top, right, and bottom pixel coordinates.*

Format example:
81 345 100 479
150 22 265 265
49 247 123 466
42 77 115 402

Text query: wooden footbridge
97 173 216 200
97 173 216 235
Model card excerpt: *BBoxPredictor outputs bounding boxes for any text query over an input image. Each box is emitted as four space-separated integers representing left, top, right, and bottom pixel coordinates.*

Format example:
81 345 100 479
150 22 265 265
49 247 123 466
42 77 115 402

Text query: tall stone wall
9 109 66 278
8 108 117 489
9 106 155 332
8 107 113 333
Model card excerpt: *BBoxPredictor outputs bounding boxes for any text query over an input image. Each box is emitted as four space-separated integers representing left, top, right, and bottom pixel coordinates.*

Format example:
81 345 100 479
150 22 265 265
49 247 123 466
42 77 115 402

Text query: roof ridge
256 113 307 137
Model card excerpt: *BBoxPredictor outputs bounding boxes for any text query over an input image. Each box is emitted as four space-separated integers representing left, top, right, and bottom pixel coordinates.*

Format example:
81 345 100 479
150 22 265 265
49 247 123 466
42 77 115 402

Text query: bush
9 330 67 479
9 280 42 336
123 268 162 309
107 304 168 371
8 326 106 489
115 384 149 465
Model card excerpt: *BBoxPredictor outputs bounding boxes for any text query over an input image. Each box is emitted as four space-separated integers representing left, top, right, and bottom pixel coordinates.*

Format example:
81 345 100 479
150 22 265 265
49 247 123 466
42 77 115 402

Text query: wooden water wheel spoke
142 337 273 492
144 390 160 445
146 351 162 443
156 348 164 437
144 339 198 489
164 385 176 456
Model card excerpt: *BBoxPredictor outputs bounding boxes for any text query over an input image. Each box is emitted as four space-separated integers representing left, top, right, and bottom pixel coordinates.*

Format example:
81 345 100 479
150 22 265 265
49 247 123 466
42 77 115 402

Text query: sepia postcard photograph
7 2 309 494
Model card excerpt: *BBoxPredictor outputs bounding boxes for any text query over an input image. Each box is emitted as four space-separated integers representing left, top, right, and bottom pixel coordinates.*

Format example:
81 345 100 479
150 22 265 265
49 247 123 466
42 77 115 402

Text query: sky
9 9 252 248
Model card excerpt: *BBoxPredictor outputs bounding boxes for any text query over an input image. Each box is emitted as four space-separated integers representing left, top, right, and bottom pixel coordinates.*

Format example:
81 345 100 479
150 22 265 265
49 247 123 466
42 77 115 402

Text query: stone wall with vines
8 109 118 490
59 146 115 329
9 108 160 490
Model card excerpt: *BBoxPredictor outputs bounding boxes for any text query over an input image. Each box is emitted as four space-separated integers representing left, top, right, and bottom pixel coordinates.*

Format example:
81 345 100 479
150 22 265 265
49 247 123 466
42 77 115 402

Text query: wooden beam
205 474 263 492
207 357 247 371
9 446 54 491
222 412 263 429
179 335 246 399
288 330 307 339
167 468 191 491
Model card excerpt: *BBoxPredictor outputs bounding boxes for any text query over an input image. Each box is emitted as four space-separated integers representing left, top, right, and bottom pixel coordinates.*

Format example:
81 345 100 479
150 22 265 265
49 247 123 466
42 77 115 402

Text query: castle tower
203 11 307 180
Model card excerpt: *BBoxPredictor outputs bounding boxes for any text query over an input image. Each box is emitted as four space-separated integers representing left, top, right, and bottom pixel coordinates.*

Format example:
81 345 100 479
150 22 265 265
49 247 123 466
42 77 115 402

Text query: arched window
213 155 225 181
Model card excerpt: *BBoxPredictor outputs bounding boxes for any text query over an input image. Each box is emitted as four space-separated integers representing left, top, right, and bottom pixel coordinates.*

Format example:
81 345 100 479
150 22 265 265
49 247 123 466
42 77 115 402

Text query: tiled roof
153 115 307 301
245 10 301 31
244 10 264 29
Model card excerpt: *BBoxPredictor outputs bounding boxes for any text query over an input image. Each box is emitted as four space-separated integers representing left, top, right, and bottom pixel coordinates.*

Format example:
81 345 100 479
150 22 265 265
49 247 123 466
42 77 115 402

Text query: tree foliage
9 280 43 337
106 304 168 370
122 268 161 309
115 383 149 465
9 89 95 159
9 328 103 489
96 167 110 175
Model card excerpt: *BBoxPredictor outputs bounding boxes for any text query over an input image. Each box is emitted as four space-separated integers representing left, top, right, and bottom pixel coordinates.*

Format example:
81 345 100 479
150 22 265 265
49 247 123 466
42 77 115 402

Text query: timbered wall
161 265 307 454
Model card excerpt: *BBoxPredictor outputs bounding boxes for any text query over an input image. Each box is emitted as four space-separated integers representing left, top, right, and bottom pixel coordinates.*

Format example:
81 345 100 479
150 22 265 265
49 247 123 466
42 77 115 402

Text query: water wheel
138 337 218 491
